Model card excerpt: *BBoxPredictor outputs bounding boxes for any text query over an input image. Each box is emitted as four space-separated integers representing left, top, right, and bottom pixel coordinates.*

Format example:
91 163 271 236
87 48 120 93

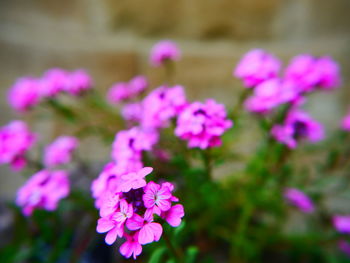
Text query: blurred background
0 0 350 201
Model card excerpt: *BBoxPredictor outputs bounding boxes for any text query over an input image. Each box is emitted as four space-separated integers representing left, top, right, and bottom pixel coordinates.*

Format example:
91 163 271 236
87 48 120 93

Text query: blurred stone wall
0 0 350 198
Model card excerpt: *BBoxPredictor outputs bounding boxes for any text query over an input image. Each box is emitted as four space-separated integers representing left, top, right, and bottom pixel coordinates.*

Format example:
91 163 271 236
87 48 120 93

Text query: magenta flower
107 82 132 104
284 188 314 213
333 215 350 234
244 78 301 114
120 232 143 260
0 120 36 171
126 211 163 245
285 54 341 92
341 112 350 131
161 204 185 227
175 99 233 149
141 85 187 129
43 136 78 167
234 49 281 88
129 75 148 94
16 170 70 216
40 68 68 97
143 181 172 215
64 69 92 95
149 40 181 67
94 166 184 259
8 77 41 112
271 109 324 148
121 103 142 123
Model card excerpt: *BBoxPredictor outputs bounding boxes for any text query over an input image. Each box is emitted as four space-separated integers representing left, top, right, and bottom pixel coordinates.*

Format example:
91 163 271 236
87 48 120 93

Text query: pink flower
16 170 70 216
116 167 153 193
8 77 41 112
121 103 142 123
149 40 181 67
64 69 92 95
244 78 301 114
234 49 281 88
107 82 132 104
338 240 350 258
284 188 314 213
126 210 163 245
40 68 68 97
333 215 350 234
129 75 148 94
43 136 78 167
120 232 143 259
141 85 187 129
143 181 172 215
0 120 36 171
285 55 341 92
271 109 324 149
161 204 185 227
341 112 350 131
175 99 233 149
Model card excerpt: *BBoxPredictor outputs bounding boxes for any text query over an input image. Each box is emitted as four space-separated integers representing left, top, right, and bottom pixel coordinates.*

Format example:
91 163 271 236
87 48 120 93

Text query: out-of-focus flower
149 40 181 67
338 240 350 258
0 120 36 171
271 110 324 149
234 49 281 88
341 112 350 131
8 77 41 112
285 55 340 92
94 166 184 259
333 215 350 234
43 136 78 167
284 188 314 213
40 68 68 97
175 99 233 149
65 69 93 96
16 170 70 216
121 103 142 123
141 85 187 129
244 78 300 114
107 82 132 104
129 75 148 95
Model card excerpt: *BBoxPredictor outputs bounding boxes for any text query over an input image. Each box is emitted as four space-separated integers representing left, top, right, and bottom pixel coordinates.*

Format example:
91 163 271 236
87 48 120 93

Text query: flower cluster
107 75 148 104
149 40 181 67
8 68 93 112
271 109 324 149
284 188 314 213
43 136 79 168
333 215 350 234
0 120 36 171
16 170 70 216
95 167 184 259
175 99 233 149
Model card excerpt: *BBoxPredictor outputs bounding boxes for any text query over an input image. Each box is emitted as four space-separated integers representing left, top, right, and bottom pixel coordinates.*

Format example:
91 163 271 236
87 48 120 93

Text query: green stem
163 231 184 263
202 148 213 181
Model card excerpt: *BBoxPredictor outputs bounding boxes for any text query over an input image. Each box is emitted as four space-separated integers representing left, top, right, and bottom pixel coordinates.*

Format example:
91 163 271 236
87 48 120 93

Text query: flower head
8 77 41 112
64 69 92 95
284 188 314 213
150 40 181 67
40 68 69 97
271 109 324 148
341 112 350 131
234 49 281 88
333 215 350 234
175 99 233 149
121 103 142 123
0 120 36 171
16 170 70 216
43 136 78 167
338 240 350 258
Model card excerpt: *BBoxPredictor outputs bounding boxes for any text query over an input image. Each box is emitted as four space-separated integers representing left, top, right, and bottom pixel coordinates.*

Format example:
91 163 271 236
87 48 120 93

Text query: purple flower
234 49 281 88
284 188 314 213
121 103 142 123
129 75 148 95
0 120 36 171
64 69 93 95
107 82 132 104
149 40 181 67
175 99 233 149
285 54 341 92
338 240 350 258
16 170 70 216
341 112 350 131
43 136 78 167
94 166 184 259
141 85 187 129
40 68 69 97
8 77 41 112
333 215 350 234
244 78 301 114
271 109 324 148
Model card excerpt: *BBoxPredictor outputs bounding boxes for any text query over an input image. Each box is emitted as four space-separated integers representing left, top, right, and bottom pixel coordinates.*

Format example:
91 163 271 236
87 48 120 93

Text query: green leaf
185 246 199 263
149 246 167 263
